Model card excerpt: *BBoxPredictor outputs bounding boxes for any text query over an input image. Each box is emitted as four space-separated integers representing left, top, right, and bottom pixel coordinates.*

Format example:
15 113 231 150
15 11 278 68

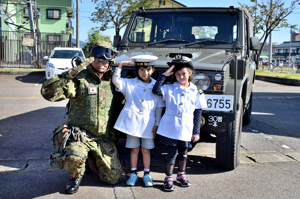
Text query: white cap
131 55 158 66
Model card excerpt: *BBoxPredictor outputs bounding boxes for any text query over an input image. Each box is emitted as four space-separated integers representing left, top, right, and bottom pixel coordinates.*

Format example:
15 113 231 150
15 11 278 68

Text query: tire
243 93 252 125
216 98 243 170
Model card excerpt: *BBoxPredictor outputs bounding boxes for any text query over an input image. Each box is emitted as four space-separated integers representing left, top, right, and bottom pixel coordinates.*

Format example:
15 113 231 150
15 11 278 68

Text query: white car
44 47 86 79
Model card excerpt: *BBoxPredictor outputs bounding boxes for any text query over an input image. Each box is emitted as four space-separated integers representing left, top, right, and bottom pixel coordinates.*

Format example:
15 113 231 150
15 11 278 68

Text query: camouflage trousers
63 137 122 185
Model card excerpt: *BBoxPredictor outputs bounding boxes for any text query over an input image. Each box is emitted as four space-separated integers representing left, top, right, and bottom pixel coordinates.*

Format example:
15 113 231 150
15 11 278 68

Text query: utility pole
268 0 273 67
254 0 257 36
76 0 80 48
27 0 38 65
34 0 41 67
289 28 292 68
269 32 272 65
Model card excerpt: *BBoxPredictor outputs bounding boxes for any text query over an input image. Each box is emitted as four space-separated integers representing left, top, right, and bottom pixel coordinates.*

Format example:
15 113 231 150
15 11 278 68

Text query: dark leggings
165 146 188 176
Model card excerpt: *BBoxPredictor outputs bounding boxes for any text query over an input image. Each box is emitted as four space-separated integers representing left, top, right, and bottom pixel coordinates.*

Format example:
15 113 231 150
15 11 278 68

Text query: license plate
203 95 233 111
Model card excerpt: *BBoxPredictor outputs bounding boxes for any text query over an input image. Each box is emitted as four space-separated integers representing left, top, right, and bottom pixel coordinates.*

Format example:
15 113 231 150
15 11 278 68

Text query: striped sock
144 168 150 175
131 168 137 174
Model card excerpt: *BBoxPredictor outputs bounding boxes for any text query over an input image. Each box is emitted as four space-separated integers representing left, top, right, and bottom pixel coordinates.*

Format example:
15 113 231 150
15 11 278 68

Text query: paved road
0 73 299 199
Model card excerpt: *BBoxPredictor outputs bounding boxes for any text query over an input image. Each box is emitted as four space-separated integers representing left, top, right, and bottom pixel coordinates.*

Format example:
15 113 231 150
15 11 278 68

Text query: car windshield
50 50 84 59
129 12 238 44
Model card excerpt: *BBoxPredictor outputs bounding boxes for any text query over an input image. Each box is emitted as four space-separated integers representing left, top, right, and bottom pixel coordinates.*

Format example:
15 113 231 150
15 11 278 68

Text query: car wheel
216 97 243 170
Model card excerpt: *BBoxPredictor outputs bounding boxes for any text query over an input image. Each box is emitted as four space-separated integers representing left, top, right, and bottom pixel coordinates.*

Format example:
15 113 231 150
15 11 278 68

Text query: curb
255 75 300 86
0 71 44 76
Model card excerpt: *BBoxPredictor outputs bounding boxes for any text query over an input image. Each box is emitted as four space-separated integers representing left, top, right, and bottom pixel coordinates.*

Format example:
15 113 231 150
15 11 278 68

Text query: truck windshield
129 12 238 44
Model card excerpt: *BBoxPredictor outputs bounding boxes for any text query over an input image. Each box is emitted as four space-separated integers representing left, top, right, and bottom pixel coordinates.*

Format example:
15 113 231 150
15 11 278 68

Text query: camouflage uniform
41 41 123 185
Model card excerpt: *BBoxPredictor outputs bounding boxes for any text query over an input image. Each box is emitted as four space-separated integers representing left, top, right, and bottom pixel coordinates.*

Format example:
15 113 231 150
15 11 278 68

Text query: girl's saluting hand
118 61 133 69
162 65 175 76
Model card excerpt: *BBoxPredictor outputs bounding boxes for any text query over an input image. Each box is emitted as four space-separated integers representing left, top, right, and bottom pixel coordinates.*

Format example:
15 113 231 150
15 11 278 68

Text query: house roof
170 0 186 7
274 41 300 48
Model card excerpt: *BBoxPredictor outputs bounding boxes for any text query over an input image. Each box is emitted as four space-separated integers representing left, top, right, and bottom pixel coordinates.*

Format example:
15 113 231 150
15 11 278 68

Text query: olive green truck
113 6 260 170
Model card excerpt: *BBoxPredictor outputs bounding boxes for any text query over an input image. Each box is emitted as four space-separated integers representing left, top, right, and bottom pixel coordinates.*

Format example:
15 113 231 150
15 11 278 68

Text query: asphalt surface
0 72 300 199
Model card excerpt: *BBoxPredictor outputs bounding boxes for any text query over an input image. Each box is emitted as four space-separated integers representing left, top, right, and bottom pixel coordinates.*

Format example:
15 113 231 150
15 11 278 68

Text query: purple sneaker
163 177 175 191
176 173 191 187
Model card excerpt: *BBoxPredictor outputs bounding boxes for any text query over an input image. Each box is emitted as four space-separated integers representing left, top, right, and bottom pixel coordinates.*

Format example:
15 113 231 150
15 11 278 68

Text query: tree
82 28 111 56
238 0 300 64
90 0 154 36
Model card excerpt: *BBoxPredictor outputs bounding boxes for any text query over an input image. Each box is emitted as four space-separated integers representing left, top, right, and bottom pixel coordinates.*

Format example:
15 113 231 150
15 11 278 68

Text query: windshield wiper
146 39 190 47
183 39 229 47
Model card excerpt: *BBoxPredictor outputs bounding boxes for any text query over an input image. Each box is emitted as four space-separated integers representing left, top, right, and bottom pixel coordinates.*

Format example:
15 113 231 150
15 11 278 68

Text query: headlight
194 73 210 90
47 63 55 69
214 73 222 81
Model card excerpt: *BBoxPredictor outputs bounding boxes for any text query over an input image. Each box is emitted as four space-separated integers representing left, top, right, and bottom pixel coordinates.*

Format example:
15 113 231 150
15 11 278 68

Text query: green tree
82 28 110 56
238 0 300 64
90 0 154 36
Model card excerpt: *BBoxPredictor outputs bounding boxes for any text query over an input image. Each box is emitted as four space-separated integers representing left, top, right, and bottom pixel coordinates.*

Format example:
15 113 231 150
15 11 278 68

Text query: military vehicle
113 6 260 170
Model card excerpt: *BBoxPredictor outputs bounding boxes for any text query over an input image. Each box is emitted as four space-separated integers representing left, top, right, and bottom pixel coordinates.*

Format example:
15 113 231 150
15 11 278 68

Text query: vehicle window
128 12 238 44
50 50 84 58
130 16 153 42
192 26 218 40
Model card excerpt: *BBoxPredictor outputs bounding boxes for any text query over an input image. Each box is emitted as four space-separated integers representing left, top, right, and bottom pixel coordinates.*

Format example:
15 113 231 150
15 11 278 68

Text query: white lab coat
113 68 164 138
157 82 207 141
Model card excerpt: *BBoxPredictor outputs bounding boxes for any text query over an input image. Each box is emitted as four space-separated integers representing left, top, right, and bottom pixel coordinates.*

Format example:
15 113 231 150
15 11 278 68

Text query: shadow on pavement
15 72 45 84
0 104 227 198
0 107 66 160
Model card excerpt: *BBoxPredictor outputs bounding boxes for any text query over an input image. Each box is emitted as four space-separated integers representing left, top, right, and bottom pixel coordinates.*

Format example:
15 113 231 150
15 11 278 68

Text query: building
150 0 186 7
272 41 300 62
0 0 74 67
1 0 74 34
258 42 277 63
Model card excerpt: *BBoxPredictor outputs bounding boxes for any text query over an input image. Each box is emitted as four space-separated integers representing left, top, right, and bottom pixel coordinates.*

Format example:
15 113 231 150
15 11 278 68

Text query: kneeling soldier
41 41 123 194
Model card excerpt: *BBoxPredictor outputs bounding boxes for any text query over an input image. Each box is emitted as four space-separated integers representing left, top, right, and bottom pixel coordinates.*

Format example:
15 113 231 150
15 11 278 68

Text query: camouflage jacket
41 64 123 140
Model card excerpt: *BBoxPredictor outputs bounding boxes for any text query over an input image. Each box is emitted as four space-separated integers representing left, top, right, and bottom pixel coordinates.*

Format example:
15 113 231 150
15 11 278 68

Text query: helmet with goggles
89 40 118 63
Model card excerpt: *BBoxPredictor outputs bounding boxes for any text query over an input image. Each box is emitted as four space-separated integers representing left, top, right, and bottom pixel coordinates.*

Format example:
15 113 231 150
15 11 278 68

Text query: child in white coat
152 55 207 191
113 55 164 187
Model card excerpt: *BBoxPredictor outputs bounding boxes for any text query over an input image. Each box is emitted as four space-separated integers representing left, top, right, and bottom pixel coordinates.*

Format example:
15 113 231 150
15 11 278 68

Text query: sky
71 0 300 45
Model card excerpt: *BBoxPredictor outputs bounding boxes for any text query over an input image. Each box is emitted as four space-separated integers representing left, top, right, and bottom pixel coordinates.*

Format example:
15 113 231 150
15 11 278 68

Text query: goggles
91 46 114 60
94 58 110 64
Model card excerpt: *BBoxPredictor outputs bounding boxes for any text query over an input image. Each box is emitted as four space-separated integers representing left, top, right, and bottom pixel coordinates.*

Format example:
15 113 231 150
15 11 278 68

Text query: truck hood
114 48 234 71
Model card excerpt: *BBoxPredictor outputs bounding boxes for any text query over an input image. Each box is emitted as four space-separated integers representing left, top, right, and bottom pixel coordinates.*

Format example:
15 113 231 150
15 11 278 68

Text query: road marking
31 92 42 98
252 112 275 115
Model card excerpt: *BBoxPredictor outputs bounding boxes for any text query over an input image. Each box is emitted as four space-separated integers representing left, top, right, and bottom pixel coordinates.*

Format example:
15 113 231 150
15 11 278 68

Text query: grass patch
256 66 300 80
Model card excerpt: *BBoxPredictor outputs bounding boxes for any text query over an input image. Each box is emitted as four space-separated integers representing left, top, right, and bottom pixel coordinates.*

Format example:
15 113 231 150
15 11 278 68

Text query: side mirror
250 37 260 51
113 35 121 48
43 56 49 61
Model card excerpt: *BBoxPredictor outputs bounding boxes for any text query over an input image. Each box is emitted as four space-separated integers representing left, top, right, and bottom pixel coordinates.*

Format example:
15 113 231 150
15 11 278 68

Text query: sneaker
176 173 191 187
143 174 153 187
163 177 175 191
126 173 138 186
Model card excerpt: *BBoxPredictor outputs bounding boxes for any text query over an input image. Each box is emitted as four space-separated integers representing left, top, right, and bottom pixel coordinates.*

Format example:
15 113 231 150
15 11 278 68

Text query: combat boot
65 177 83 194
